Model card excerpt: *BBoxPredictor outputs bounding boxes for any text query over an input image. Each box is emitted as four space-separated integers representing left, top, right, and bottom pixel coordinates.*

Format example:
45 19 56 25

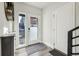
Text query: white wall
14 2 42 48
0 2 10 56
75 2 79 53
55 3 75 54
42 3 75 54
76 2 79 27
42 3 68 49
42 6 56 49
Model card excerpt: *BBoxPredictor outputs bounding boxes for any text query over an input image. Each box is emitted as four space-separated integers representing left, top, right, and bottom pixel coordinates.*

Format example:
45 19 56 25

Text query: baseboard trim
42 42 54 49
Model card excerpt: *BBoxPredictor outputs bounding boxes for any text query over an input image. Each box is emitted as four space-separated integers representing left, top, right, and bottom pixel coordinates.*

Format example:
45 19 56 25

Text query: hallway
0 2 79 56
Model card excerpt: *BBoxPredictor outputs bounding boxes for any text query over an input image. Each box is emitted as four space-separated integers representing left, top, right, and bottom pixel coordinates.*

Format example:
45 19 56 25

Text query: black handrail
68 26 79 56
69 26 79 31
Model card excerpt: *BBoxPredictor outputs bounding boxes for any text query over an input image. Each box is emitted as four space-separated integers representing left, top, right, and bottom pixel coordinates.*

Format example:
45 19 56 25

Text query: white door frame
15 12 28 49
28 13 41 45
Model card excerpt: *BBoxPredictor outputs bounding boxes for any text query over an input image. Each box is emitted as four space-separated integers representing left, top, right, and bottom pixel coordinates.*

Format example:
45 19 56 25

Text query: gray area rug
26 43 47 55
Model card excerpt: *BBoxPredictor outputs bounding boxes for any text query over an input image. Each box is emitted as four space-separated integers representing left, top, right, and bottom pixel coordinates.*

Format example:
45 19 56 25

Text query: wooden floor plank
15 43 52 56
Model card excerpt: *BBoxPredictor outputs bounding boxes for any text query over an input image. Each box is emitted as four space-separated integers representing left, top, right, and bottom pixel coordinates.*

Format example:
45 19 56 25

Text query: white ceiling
25 2 68 9
25 2 51 9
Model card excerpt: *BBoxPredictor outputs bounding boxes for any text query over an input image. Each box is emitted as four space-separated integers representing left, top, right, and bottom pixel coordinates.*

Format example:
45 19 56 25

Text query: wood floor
15 43 52 56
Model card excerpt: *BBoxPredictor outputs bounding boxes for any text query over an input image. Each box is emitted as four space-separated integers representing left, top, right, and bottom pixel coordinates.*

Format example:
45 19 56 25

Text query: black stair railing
68 26 79 56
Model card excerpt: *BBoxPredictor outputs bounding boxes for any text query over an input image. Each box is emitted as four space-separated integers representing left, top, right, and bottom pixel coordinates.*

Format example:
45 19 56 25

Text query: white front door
28 14 41 45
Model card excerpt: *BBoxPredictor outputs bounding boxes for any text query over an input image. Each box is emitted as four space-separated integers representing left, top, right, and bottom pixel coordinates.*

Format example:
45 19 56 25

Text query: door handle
28 28 30 30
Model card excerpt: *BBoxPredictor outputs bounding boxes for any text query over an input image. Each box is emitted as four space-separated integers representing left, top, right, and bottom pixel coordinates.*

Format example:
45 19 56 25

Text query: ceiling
25 2 52 9
25 2 68 9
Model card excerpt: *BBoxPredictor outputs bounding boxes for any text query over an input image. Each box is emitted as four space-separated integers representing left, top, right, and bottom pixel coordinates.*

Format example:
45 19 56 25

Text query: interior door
28 15 39 45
